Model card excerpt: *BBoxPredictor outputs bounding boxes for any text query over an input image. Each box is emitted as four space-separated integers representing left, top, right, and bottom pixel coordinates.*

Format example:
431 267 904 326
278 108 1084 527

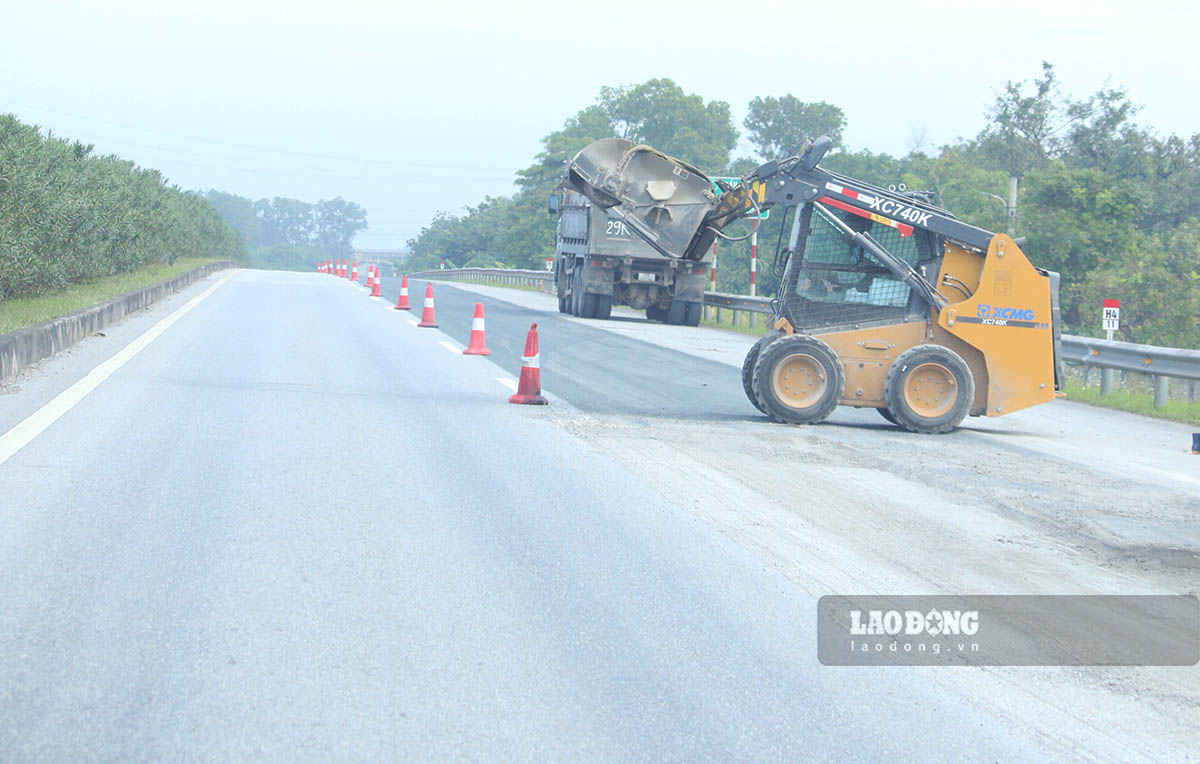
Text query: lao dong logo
849 609 979 636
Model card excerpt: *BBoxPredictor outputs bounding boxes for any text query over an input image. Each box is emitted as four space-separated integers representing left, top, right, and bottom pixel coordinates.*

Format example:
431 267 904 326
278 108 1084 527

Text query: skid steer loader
564 136 1064 433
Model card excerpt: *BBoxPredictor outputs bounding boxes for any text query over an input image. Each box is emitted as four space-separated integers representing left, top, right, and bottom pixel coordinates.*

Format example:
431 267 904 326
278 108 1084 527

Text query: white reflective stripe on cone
521 354 540 369
425 299 435 308
471 318 485 331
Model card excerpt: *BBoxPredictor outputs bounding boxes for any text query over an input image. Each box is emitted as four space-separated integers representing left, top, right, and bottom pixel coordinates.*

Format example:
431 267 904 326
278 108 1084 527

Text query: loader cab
778 202 941 332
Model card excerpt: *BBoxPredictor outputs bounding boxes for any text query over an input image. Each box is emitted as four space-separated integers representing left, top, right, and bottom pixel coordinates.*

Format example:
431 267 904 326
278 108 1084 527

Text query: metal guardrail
407 267 1200 399
1058 335 1200 381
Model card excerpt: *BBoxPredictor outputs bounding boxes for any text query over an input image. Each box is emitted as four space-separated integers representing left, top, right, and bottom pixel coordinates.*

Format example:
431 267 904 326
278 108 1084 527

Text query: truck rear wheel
683 301 702 327
557 286 569 314
646 305 667 322
571 268 585 317
594 295 612 319
667 299 686 325
752 335 844 425
580 292 599 319
883 345 974 434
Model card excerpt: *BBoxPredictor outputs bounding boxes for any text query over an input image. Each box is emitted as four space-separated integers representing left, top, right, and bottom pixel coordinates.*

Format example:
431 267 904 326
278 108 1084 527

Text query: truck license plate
636 272 656 282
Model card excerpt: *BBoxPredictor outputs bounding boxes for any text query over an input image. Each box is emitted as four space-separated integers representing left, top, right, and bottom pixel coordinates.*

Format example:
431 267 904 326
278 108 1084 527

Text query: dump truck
550 180 711 324
563 136 1064 433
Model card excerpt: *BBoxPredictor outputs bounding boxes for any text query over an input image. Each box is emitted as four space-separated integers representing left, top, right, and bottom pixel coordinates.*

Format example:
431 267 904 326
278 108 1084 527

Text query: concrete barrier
0 261 239 382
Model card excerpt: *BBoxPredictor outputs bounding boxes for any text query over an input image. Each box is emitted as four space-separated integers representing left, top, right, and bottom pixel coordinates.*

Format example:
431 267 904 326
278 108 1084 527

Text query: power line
2 99 521 172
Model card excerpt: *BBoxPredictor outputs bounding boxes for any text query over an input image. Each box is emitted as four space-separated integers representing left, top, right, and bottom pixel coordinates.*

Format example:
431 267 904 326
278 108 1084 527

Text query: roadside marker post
1100 299 1120 397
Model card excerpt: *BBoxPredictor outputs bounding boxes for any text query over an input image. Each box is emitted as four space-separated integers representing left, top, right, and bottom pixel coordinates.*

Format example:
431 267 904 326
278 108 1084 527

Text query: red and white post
749 218 759 328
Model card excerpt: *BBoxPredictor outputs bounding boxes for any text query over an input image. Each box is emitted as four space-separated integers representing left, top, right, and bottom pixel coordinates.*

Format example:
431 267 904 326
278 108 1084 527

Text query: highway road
2 268 1197 760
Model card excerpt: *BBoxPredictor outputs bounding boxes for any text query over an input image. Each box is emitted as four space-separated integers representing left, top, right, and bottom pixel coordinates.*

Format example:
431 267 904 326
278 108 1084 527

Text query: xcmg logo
977 304 1035 322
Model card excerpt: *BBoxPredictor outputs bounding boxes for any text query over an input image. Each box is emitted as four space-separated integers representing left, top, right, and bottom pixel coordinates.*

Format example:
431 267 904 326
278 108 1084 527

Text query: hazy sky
4 0 1197 250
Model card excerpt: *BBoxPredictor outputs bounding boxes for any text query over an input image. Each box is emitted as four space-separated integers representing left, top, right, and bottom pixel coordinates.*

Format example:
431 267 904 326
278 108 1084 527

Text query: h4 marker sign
1102 298 1120 337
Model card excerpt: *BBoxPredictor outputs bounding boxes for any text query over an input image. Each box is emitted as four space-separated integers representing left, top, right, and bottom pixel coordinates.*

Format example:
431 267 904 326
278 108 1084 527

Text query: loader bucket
565 138 719 260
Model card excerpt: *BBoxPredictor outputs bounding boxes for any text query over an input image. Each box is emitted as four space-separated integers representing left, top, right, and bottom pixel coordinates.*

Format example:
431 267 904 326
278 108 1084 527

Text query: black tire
646 305 667 322
594 295 612 319
683 301 702 327
667 299 687 325
580 292 599 319
752 334 844 425
741 330 782 414
557 283 569 314
571 267 584 316
877 407 899 425
883 344 975 434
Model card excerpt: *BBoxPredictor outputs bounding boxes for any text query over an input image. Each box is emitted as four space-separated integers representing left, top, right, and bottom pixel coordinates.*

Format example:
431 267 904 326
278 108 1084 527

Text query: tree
743 96 846 160
598 78 738 173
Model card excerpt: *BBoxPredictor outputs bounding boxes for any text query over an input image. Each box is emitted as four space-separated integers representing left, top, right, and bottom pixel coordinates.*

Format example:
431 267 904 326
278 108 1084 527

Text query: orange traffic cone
371 268 383 297
341 259 349 278
509 323 547 405
394 276 411 310
351 260 359 281
417 283 438 327
463 302 491 355
367 265 376 289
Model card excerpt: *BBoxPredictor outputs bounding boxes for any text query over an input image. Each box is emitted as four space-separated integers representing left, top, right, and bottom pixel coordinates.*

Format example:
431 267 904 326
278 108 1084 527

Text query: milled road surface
1 269 1046 761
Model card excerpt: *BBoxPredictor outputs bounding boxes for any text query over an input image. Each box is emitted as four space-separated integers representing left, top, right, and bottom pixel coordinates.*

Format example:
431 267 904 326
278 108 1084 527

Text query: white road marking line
497 377 518 392
439 340 461 354
0 272 237 467
406 319 419 327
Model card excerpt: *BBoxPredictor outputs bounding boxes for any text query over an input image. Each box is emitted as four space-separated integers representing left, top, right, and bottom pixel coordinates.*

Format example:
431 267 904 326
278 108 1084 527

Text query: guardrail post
1100 368 1115 397
1082 365 1091 386
715 306 722 323
1154 375 1169 408
749 312 757 330
1190 381 1197 401
733 309 741 328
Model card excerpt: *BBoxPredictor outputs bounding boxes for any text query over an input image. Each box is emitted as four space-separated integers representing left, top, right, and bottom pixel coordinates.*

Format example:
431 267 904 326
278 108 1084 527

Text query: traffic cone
341 259 348 278
463 302 491 355
508 323 547 405
351 260 359 281
417 283 438 327
366 265 375 290
371 268 383 297
394 275 411 310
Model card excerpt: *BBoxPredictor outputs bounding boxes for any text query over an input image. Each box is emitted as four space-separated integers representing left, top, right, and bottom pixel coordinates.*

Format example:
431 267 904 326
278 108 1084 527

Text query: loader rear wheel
742 330 782 414
884 345 974 434
876 406 899 425
752 334 844 425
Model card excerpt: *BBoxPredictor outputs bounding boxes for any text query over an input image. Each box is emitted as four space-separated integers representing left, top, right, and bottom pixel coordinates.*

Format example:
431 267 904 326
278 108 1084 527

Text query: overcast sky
3 0 1197 250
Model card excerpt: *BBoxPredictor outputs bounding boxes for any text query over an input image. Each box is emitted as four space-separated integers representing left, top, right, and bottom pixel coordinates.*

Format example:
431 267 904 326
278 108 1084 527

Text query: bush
0 113 246 302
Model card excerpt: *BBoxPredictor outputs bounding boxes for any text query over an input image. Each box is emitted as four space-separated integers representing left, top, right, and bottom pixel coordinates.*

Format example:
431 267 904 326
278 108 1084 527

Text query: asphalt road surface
1 269 1040 761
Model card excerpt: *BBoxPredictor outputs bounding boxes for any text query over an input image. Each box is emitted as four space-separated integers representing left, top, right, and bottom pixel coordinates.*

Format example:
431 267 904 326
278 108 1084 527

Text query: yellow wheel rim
903 362 957 418
771 353 827 409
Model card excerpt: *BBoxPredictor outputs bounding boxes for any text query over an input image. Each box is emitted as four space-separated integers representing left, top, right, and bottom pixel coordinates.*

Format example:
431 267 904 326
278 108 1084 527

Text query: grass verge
0 258 226 334
1063 380 1200 426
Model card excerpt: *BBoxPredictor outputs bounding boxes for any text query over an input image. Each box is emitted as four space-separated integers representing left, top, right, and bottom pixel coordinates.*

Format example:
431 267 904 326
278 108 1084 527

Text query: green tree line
202 191 367 270
407 70 1199 347
0 113 247 302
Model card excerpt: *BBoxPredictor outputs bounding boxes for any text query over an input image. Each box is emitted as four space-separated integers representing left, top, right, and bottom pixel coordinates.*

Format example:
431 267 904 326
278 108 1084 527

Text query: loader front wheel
742 330 782 414
752 334 844 425
884 345 974 434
